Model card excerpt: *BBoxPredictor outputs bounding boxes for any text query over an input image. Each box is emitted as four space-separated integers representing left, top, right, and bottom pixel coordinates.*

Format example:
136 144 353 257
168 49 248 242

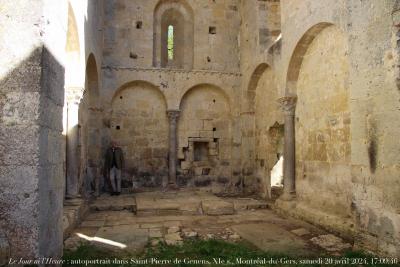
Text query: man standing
105 141 124 195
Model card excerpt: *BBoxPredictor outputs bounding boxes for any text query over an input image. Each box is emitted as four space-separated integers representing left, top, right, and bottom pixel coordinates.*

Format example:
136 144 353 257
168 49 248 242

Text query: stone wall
271 0 400 256
99 0 245 191
110 82 169 188
65 0 105 198
254 68 283 198
177 85 232 191
103 0 241 72
1 0 399 259
0 0 66 259
296 25 352 218
239 0 282 194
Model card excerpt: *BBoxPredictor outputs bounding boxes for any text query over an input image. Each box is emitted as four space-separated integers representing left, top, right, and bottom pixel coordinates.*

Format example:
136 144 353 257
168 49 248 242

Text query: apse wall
110 82 169 188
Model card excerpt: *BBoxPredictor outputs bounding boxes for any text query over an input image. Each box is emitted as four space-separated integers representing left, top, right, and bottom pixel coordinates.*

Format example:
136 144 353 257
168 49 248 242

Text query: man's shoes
111 192 116 196
116 192 121 196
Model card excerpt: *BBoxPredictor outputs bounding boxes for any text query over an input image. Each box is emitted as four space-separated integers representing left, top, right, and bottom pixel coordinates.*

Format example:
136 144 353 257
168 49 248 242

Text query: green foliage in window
167 25 174 60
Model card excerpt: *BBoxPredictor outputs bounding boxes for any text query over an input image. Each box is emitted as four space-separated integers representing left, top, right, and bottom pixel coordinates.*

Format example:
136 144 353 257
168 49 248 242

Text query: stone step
202 199 234 216
63 198 89 238
90 194 137 213
89 192 270 217
230 198 272 211
135 193 270 217
135 192 202 216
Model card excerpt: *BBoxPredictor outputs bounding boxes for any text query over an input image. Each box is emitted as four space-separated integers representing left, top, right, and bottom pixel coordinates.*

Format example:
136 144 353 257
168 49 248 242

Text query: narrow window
167 25 174 60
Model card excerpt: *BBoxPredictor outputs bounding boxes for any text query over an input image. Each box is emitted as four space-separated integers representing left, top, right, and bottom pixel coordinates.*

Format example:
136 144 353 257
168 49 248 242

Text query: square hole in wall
136 21 143 29
116 125 121 130
209 26 217 34
194 142 209 162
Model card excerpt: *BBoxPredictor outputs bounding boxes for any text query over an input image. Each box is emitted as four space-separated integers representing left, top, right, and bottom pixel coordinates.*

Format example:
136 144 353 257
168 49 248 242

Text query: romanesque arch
286 22 334 94
110 81 169 188
287 24 352 218
177 84 232 190
65 2 82 198
247 63 269 112
153 0 194 69
65 2 81 88
248 64 284 199
78 54 102 196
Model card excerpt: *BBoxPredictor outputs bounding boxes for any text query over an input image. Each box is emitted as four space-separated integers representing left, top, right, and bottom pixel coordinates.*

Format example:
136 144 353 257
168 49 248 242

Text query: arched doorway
248 64 284 199
78 54 101 196
64 2 83 198
287 24 352 218
110 81 169 190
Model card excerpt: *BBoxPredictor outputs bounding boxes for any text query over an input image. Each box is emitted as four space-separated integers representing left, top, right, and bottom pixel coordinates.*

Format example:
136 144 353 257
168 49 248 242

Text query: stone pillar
167 110 180 186
65 87 84 198
278 96 297 200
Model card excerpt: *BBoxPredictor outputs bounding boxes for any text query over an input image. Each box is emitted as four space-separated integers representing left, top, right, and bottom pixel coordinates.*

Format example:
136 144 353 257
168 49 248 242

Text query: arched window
167 25 174 60
154 0 194 69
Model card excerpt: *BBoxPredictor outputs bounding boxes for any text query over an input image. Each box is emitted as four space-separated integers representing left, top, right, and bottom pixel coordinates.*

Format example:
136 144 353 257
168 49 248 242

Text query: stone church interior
0 0 399 262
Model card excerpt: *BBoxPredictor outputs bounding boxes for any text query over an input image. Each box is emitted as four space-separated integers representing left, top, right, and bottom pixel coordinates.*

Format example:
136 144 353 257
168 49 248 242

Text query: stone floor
64 189 352 256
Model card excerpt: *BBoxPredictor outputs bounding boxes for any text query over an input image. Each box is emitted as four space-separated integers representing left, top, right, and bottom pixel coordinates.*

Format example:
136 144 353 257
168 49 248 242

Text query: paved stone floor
64 190 351 256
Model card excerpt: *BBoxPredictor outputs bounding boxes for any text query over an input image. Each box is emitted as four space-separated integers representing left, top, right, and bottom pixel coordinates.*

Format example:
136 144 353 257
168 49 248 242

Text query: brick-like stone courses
110 83 169 187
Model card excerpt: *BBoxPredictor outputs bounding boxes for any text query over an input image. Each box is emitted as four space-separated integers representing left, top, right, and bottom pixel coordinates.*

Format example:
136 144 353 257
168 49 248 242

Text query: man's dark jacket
105 147 124 170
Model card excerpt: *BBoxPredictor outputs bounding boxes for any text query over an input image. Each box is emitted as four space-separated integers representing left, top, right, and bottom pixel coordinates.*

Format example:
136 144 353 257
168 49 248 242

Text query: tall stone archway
78 54 102 196
65 2 81 88
285 24 352 220
177 84 232 192
249 65 284 199
110 81 169 189
65 2 83 198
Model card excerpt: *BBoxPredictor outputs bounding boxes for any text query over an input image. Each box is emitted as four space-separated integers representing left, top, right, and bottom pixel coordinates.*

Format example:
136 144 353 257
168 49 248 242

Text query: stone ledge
101 65 241 77
202 199 235 216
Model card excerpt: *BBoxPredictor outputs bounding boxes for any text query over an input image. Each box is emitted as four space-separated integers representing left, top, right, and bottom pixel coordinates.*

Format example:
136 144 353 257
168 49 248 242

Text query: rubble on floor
310 234 352 254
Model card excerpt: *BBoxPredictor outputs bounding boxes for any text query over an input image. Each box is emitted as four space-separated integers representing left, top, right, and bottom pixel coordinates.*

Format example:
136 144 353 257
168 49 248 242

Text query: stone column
278 96 297 200
65 87 84 199
167 110 180 186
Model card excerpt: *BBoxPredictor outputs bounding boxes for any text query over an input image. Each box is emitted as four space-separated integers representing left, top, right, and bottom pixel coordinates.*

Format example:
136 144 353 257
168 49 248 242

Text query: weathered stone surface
182 230 198 238
164 233 182 245
231 198 270 211
94 226 149 253
63 201 90 238
232 223 315 256
228 234 241 241
90 194 136 212
149 229 163 238
291 228 311 237
167 226 180 234
0 236 10 266
202 200 235 216
3 0 400 259
310 234 352 253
